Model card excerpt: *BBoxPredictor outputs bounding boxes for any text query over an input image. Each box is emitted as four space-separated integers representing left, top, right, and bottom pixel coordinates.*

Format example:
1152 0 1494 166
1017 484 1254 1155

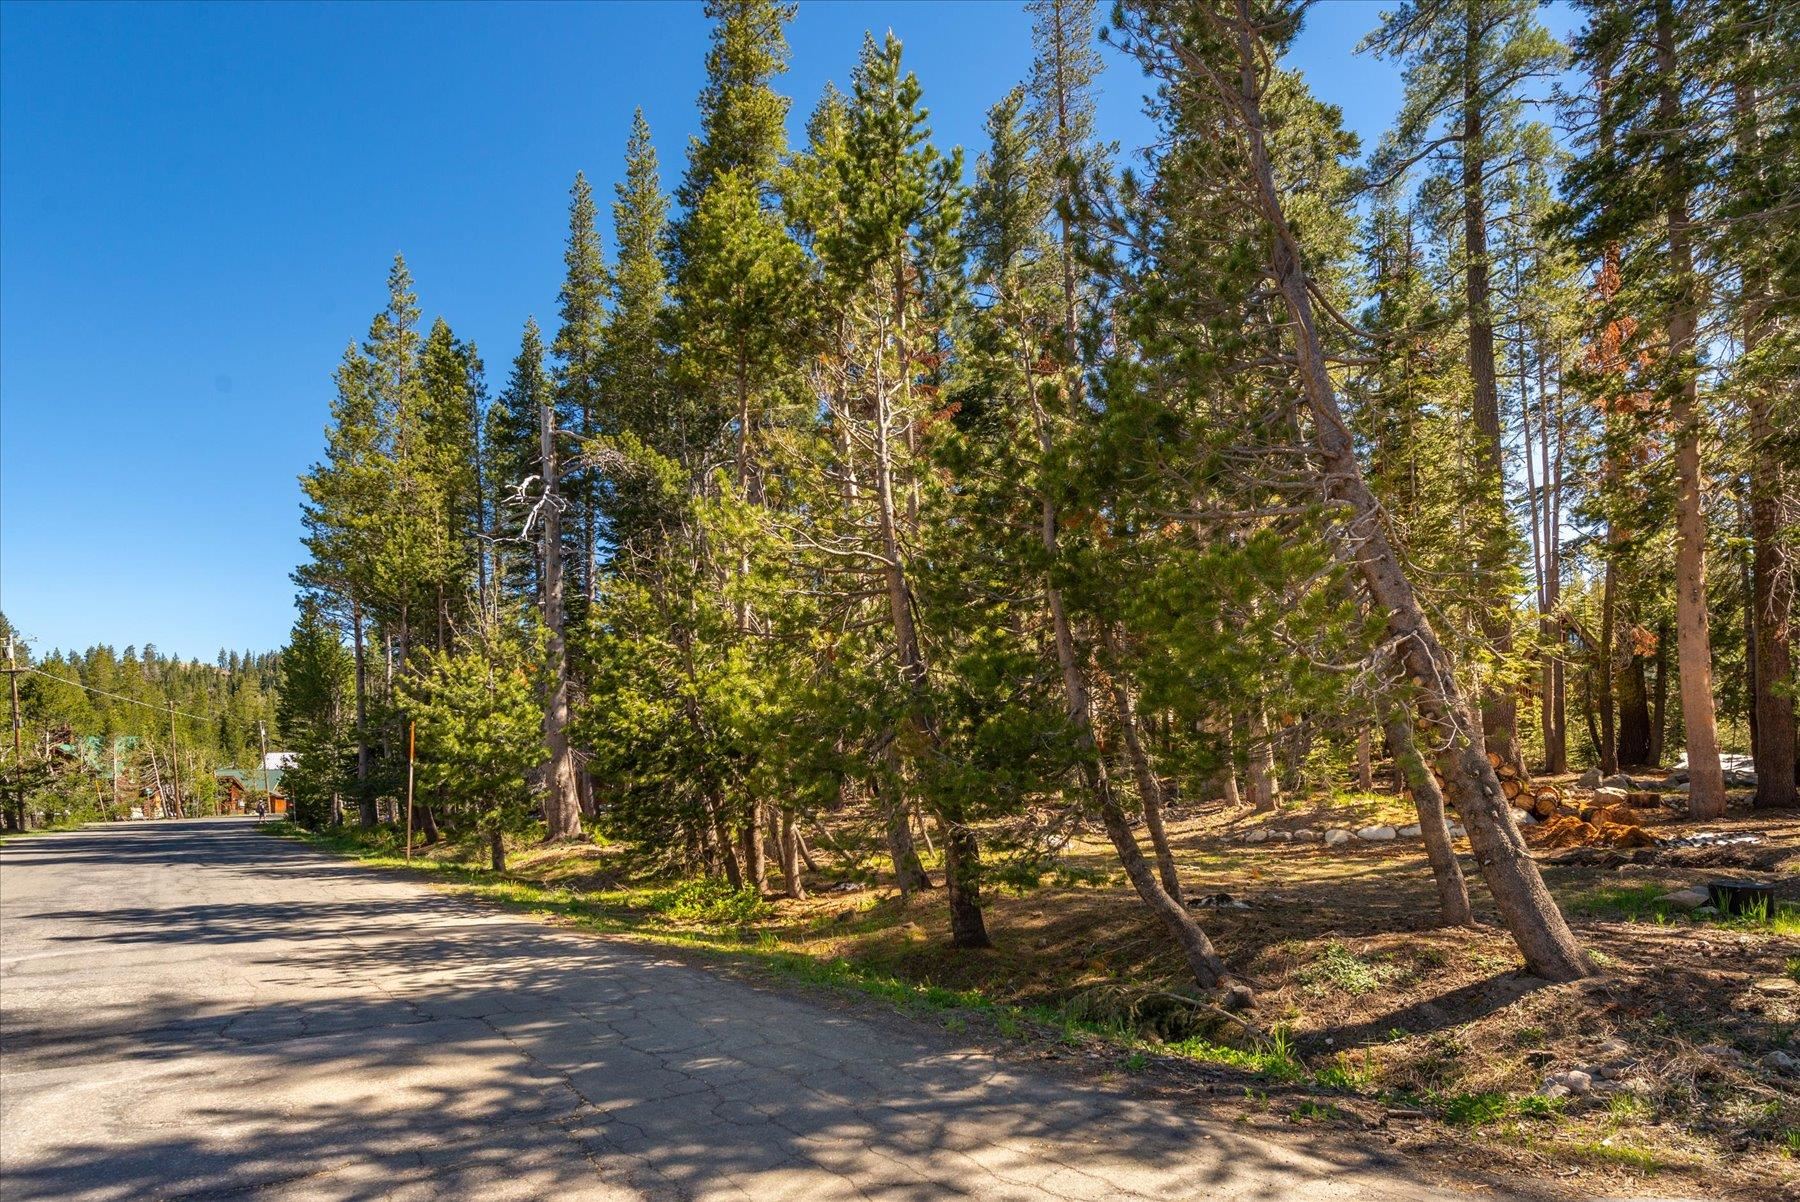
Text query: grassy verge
266 822 1318 1083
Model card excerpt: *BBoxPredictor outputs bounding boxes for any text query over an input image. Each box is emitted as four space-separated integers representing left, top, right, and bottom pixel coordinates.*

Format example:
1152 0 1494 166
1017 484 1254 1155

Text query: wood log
1488 751 1506 770
1500 777 1524 801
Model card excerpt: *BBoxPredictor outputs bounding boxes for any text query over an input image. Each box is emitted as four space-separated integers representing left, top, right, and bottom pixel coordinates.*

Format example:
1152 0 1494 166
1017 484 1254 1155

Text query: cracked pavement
3 819 1492 1201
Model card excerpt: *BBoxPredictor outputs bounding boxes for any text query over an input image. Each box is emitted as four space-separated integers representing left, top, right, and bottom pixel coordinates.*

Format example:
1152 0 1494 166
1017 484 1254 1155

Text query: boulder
1657 887 1712 909
1599 773 1636 791
1761 1051 1797 1074
1577 766 1603 788
1592 786 1630 806
1268 830 1293 843
1323 828 1352 846
1356 825 1398 842
1447 823 1467 838
1292 828 1320 843
1397 823 1423 838
1517 811 1538 825
1243 829 1270 844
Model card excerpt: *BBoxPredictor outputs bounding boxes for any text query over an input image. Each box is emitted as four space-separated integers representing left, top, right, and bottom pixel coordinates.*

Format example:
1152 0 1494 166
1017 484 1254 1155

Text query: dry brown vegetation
306 774 1800 1201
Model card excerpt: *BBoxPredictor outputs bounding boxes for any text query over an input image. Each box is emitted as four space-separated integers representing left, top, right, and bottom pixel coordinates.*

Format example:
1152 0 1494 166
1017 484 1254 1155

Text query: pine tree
277 599 354 828
552 173 609 606
1561 0 1728 816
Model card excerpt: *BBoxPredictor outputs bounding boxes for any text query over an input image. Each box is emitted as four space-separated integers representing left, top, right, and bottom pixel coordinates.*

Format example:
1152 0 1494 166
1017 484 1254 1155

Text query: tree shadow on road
3 821 1556 1202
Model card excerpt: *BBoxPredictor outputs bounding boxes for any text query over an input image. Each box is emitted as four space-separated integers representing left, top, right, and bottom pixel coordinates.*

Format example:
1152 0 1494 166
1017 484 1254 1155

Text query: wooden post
405 720 415 862
7 637 23 832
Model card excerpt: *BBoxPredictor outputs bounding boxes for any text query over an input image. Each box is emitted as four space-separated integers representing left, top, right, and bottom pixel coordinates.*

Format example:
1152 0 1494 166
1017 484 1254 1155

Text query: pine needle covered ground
270 783 1800 1202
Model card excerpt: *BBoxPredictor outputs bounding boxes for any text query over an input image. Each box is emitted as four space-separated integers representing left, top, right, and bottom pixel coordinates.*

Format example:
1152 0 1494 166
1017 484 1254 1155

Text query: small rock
1292 828 1320 843
1596 1037 1632 1057
1760 1051 1797 1073
1698 1043 1747 1064
1323 829 1352 846
1593 786 1630 805
1243 829 1270 844
1267 830 1293 843
1447 823 1467 838
1560 1069 1594 1094
1356 825 1398 842
1599 1063 1632 1080
1577 766 1603 787
1664 781 1690 793
1657 887 1712 909
1540 1082 1572 1100
1397 823 1422 838
1753 977 1799 995
1620 1077 1656 1098
1692 905 1719 917
1220 983 1255 1012
1599 773 1636 791
1517 811 1538 825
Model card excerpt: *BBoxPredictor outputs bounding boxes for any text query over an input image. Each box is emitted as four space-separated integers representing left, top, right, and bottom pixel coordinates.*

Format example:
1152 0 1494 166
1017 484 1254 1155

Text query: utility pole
7 636 24 832
166 701 183 819
258 721 272 819
404 720 415 861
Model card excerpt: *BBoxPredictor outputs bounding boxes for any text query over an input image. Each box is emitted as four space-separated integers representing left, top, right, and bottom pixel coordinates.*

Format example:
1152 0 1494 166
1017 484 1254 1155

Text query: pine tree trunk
1460 36 1525 781
1247 703 1278 812
1598 559 1619 775
1217 717 1243 807
1654 0 1726 820
1356 727 1374 792
489 827 506 872
707 787 743 889
1739 89 1798 808
874 768 931 892
871 322 986 946
1101 628 1182 900
539 398 584 841
780 808 806 900
742 803 768 895
1225 10 1590 980
1385 713 1474 927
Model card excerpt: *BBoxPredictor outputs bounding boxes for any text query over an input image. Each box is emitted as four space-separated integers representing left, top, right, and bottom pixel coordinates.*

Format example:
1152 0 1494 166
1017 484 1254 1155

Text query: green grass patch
1298 942 1397 995
1437 1090 1563 1128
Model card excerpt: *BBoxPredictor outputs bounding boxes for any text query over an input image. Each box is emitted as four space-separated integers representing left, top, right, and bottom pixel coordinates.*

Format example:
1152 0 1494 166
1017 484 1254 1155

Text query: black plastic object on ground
1706 880 1776 917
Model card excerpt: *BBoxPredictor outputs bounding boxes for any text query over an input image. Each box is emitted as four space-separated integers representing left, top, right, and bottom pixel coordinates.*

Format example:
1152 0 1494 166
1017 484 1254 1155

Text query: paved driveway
1 819 1491 1200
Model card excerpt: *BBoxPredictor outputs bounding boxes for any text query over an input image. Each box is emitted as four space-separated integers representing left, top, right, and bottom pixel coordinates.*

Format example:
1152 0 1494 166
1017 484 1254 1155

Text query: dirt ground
377 776 1800 1201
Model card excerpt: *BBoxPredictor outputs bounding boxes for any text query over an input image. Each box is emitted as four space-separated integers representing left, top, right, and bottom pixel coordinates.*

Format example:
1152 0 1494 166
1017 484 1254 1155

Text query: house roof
217 767 284 794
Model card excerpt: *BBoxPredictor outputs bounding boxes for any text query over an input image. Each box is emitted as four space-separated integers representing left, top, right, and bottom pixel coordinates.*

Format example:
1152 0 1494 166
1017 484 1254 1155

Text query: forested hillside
1 612 280 825
276 0 1795 995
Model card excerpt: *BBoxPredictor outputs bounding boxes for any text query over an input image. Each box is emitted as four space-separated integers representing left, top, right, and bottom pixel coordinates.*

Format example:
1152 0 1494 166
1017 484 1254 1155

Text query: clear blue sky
0 0 1568 662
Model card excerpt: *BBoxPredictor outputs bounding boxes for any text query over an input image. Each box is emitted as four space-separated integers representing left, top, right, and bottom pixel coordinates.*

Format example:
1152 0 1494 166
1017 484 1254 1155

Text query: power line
19 666 222 724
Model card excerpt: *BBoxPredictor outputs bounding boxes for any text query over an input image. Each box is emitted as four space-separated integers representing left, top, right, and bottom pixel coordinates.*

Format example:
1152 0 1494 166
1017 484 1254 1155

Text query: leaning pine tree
1115 0 1591 982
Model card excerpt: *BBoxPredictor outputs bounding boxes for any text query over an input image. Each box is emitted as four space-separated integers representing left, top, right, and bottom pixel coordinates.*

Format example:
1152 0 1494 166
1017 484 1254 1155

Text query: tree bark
1247 702 1278 812
1654 0 1726 820
742 802 768 895
1460 25 1525 780
1102 631 1183 901
1385 712 1475 927
539 397 584 840
1597 559 1619 775
779 808 806 900
1218 4 1591 980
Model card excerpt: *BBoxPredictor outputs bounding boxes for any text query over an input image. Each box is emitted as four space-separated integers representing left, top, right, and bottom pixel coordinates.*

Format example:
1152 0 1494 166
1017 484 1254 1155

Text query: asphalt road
3 820 1505 1201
